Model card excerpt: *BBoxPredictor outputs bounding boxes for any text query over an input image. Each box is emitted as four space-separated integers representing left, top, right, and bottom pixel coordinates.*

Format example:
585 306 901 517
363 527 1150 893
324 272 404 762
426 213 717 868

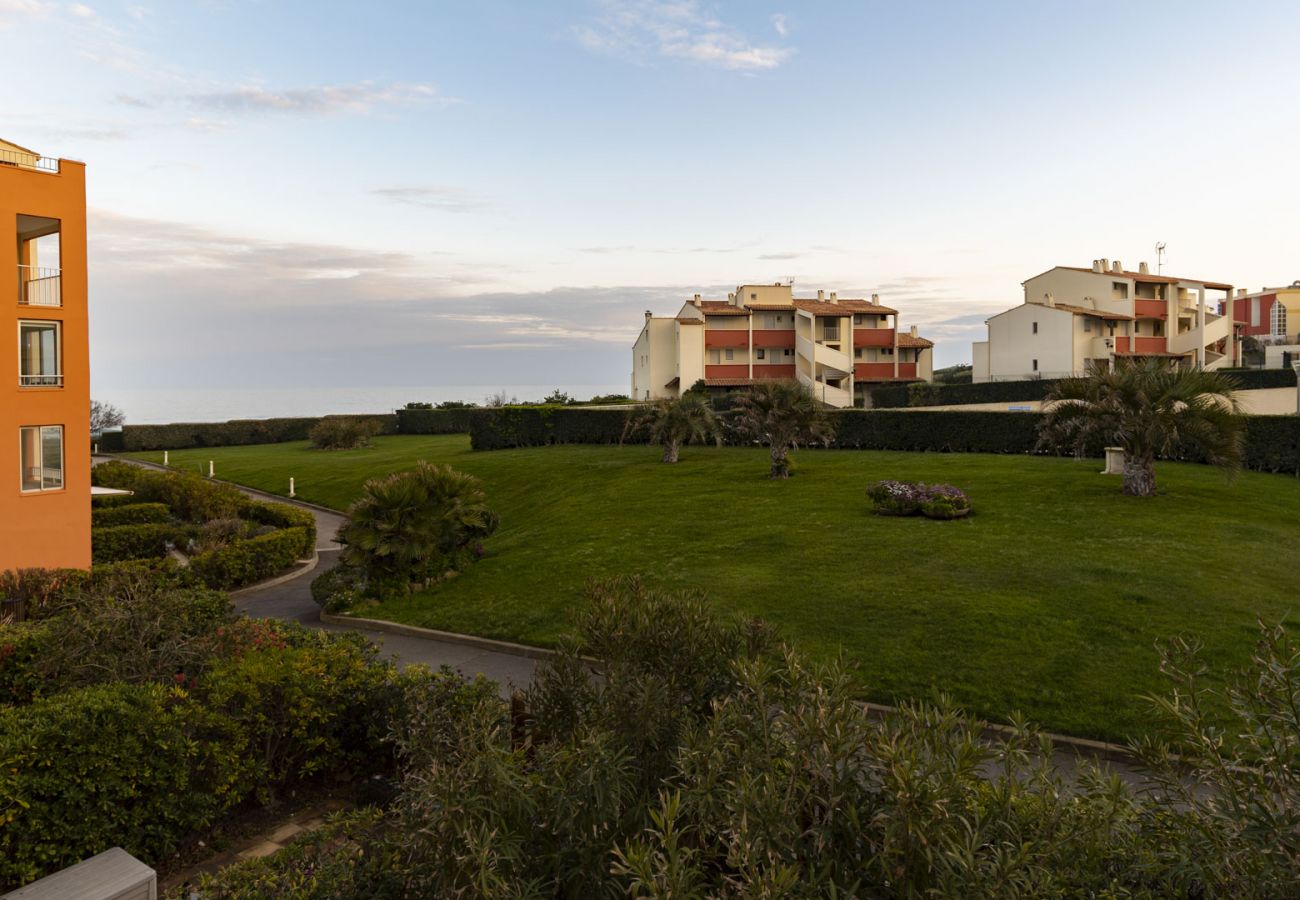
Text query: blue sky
4 0 1299 398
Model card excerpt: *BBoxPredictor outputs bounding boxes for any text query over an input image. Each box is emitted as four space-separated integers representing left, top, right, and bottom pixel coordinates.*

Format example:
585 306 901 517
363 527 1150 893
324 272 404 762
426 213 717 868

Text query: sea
105 384 627 425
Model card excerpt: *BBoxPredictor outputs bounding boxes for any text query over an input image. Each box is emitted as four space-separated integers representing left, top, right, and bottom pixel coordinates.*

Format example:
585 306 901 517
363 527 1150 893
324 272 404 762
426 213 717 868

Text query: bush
0 622 54 705
0 682 244 891
309 417 383 451
866 480 972 519
93 463 244 522
90 502 172 528
91 522 174 564
469 407 638 450
189 528 310 590
0 568 79 621
240 498 317 558
310 564 367 613
394 407 475 435
97 415 399 453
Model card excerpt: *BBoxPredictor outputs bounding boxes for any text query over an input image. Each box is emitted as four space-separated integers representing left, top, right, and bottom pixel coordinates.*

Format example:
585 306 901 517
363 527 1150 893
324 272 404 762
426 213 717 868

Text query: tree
1038 359 1245 497
339 462 498 597
731 380 835 479
625 394 723 463
90 400 125 434
543 389 573 405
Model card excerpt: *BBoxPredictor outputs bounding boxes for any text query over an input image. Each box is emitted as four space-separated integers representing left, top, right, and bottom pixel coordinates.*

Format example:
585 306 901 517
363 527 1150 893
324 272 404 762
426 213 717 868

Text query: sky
3 0 1300 402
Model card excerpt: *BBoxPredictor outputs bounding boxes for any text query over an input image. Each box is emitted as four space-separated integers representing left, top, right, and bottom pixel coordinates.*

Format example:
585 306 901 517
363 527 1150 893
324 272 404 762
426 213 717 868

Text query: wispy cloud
578 243 747 255
186 81 453 116
770 13 788 37
0 0 49 26
372 185 488 213
574 0 793 71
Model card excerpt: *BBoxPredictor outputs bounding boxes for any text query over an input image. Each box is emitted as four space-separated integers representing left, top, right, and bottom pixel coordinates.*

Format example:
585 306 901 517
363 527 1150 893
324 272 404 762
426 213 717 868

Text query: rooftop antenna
1155 242 1167 275
784 276 795 287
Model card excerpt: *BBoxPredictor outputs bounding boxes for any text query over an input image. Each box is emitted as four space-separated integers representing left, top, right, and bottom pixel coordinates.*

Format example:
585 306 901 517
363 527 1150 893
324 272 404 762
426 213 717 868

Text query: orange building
1 138 91 570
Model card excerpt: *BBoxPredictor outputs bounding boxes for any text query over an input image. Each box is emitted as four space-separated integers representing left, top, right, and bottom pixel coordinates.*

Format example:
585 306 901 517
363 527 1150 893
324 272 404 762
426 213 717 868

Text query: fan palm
1038 360 1245 497
625 394 724 463
731 380 835 479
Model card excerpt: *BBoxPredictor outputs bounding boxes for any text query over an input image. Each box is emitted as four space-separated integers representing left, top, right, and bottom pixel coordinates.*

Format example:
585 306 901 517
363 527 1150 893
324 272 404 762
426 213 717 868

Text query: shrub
918 483 972 519
866 480 972 519
0 682 244 892
189 528 310 590
97 415 399 453
0 568 79 622
91 522 174 564
90 502 172 528
240 498 317 558
0 622 54 705
309 416 383 451
394 406 475 435
310 564 367 613
94 463 244 522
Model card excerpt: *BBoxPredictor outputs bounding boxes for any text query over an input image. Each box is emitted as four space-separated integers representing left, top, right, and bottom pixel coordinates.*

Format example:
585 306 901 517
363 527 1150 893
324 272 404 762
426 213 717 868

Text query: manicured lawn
135 437 1300 742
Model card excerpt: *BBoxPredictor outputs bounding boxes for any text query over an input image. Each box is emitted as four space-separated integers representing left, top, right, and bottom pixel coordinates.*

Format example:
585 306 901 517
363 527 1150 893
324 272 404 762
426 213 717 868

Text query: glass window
756 349 765 360
20 425 63 491
1032 321 1038 334
1083 317 1093 333
19 321 61 387
724 349 734 361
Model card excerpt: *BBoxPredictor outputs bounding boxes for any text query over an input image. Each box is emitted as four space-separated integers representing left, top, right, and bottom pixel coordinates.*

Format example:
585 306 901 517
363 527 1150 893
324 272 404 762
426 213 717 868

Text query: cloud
0 0 49 25
577 243 746 255
770 13 788 37
185 81 453 116
372 185 488 213
69 2 93 16
574 0 793 71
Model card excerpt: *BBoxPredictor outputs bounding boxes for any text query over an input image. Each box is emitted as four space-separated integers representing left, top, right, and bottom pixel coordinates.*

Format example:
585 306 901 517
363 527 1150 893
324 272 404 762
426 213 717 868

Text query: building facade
1 138 91 570
972 258 1238 382
632 282 933 408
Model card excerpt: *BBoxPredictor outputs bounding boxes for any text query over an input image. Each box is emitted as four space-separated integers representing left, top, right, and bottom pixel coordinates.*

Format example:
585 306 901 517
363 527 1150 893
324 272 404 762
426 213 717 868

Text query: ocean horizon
101 383 628 426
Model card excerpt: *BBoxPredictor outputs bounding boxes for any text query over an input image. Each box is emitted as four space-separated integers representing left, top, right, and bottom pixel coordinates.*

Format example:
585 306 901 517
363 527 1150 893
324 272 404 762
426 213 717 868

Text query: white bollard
93 442 99 455
163 450 169 466
289 477 296 498
208 460 214 478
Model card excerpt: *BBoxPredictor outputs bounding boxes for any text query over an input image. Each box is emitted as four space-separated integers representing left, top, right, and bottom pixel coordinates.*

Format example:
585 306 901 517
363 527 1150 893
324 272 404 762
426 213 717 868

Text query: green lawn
134 437 1300 742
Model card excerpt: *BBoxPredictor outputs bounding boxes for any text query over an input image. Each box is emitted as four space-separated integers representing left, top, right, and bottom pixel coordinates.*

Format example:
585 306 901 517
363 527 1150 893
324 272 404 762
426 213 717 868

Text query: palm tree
340 461 497 595
625 394 724 463
731 380 835 479
1038 360 1245 497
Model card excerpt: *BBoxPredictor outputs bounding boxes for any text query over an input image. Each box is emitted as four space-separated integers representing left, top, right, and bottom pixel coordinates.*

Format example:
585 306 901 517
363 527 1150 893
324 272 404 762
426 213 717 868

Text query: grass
135 436 1300 742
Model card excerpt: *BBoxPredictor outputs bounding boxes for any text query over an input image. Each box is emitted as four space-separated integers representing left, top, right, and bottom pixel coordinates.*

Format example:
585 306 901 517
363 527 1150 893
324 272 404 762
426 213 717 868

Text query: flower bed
866 480 971 520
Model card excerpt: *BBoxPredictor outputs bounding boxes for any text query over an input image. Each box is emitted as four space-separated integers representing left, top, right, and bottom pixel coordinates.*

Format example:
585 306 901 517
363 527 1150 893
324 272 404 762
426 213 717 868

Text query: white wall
983 304 1077 380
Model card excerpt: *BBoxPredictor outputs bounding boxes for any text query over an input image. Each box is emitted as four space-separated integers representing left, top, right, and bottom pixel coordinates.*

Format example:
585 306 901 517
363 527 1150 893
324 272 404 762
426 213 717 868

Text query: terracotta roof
837 300 899 315
1114 350 1187 358
1050 303 1135 321
792 300 852 316
664 377 681 388
675 317 704 324
697 301 749 317
896 334 934 348
703 376 787 387
745 303 797 312
1058 266 1232 292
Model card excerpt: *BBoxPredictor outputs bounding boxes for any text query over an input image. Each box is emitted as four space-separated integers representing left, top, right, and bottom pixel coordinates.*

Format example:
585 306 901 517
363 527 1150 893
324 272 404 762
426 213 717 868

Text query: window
19 321 61 387
1031 359 1039 372
1153 320 1164 337
756 349 766 360
724 349 734 361
1251 298 1261 327
1112 282 1128 299
20 425 63 492
783 348 793 357
1032 321 1038 334
1272 301 1287 336
1083 317 1093 333
750 293 757 300
854 348 862 359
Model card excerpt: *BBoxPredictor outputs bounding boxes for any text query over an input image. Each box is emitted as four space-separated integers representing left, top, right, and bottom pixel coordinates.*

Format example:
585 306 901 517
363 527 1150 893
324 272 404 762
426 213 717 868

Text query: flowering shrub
866 480 971 519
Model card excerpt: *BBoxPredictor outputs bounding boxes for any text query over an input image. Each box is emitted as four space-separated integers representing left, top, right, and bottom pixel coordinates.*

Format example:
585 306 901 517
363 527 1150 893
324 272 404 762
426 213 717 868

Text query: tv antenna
1155 242 1166 274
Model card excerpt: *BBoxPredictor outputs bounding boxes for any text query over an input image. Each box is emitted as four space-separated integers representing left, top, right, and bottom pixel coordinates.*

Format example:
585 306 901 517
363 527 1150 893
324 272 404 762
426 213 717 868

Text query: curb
230 553 320 598
319 611 559 661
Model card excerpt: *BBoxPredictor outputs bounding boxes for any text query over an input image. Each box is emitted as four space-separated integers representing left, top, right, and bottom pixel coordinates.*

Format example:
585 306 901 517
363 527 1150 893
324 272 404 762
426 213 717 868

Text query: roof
664 377 680 388
1055 266 1232 292
792 300 852 316
897 333 934 348
1051 303 1134 321
697 301 749 317
703 376 788 387
746 303 797 312
0 138 39 155
675 317 703 324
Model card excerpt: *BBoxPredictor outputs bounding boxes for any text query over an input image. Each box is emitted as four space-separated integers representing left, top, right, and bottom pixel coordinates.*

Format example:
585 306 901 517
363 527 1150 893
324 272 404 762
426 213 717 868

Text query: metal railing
0 147 59 172
20 372 63 388
18 266 61 306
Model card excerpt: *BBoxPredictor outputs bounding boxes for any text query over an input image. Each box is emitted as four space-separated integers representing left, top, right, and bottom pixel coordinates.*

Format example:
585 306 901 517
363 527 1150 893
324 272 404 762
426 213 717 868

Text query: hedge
395 407 475 435
0 622 53 706
469 406 639 450
188 527 311 590
99 414 399 453
91 523 174 564
90 502 172 528
239 499 317 558
871 367 1299 409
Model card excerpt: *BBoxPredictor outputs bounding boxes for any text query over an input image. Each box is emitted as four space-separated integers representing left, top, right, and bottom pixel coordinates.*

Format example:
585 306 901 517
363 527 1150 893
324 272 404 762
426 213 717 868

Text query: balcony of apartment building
16 215 62 308
796 314 853 376
852 311 895 348
751 346 795 379
19 320 62 388
704 345 748 379
852 344 895 381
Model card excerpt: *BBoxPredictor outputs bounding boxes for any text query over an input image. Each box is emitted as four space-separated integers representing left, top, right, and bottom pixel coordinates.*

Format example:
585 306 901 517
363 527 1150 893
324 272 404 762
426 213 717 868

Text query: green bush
189 528 310 590
91 523 174 564
395 407 475 435
98 415 399 452
0 682 244 892
240 498 317 557
310 564 367 613
469 407 639 450
90 502 171 528
309 417 383 451
93 463 245 522
0 622 54 705
0 568 79 621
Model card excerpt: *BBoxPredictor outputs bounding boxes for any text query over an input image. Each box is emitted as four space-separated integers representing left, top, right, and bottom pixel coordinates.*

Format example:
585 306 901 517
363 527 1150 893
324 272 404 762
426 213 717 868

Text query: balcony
752 364 796 379
854 362 895 379
704 364 748 379
20 372 62 388
18 266 61 307
0 148 59 173
1132 336 1168 354
1133 299 1166 318
853 328 895 347
897 362 918 379
705 330 749 350
751 329 796 348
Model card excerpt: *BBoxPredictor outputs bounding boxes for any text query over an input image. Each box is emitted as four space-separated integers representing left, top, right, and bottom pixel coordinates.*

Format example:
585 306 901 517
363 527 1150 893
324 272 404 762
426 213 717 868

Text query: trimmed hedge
469 407 639 450
90 502 171 528
91 523 174 564
395 407 475 435
188 527 311 590
871 367 1299 409
832 411 1044 454
99 414 399 453
0 622 53 706
239 499 317 558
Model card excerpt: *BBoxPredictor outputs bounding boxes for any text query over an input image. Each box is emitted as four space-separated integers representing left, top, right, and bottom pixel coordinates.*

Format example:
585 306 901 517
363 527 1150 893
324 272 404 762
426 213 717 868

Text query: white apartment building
972 258 1238 382
632 283 933 409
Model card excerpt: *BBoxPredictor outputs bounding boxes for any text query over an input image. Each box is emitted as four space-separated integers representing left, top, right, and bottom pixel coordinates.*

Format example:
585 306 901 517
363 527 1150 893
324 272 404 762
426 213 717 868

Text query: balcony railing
1134 299 1166 318
20 372 63 388
18 266 61 307
0 148 58 172
853 328 895 347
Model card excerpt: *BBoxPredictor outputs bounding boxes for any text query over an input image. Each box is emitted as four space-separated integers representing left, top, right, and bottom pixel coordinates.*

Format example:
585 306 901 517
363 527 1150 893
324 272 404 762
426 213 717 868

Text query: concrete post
163 450 168 466
289 477 296 498
208 460 214 478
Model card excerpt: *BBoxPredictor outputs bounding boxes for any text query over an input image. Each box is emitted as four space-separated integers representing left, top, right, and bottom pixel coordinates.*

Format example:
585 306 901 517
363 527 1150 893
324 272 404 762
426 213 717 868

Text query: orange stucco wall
0 158 91 570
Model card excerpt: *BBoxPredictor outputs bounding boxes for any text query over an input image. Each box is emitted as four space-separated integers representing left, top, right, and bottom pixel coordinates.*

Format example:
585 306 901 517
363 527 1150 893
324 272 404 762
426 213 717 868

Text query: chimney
909 325 918 338
1099 258 1110 273
1237 288 1246 297
829 291 838 301
817 290 825 301
1111 260 1122 273
693 293 701 304
644 310 652 320
1091 259 1103 273
1139 261 1150 275
870 293 880 305
1045 292 1056 307
727 292 735 303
